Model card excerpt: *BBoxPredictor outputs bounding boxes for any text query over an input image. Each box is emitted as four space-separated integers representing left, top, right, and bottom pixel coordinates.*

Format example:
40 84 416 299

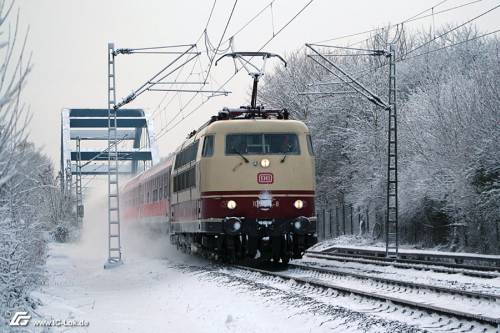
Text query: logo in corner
9 311 31 326
257 172 273 184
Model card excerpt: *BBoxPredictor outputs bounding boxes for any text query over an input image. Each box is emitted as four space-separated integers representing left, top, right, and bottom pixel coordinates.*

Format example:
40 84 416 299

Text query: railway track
289 262 500 300
305 250 500 279
227 264 500 332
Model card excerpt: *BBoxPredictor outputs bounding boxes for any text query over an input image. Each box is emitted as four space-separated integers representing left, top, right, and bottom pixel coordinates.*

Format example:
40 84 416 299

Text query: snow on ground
30 189 418 333
309 235 379 252
35 242 328 333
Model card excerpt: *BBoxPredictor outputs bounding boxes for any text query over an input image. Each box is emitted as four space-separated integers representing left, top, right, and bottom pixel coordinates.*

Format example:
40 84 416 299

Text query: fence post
358 207 362 235
323 208 326 239
328 208 332 238
342 203 346 235
350 205 353 234
366 207 369 234
335 206 339 236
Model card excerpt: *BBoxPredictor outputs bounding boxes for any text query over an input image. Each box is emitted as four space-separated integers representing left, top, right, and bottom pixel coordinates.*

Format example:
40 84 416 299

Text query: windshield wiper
281 148 290 163
280 152 287 163
233 149 249 163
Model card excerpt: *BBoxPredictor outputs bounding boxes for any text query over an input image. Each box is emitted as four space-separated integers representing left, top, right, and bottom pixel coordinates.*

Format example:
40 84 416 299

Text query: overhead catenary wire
155 1 306 138
114 44 199 109
300 0 483 63
306 44 386 53
319 27 500 87
155 0 242 131
155 0 494 142
156 0 314 139
203 0 239 85
300 1 500 105
155 0 315 139
306 44 388 108
150 0 218 121
338 3 500 81
401 28 500 61
151 0 241 129
404 0 449 23
151 0 280 127
204 29 233 57
225 0 276 43
308 27 500 95
403 2 500 57
404 0 484 24
151 46 204 119
204 0 218 33
154 0 494 133
314 0 483 44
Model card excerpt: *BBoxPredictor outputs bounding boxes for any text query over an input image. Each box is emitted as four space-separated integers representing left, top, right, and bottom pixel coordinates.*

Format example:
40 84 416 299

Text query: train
122 107 317 263
122 52 317 263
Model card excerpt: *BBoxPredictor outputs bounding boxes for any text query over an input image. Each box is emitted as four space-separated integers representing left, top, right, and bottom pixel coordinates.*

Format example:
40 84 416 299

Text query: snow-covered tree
261 26 499 253
0 1 74 329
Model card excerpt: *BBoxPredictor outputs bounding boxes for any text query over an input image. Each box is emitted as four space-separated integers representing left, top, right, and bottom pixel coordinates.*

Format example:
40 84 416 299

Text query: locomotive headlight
293 199 304 209
227 200 237 209
260 158 270 168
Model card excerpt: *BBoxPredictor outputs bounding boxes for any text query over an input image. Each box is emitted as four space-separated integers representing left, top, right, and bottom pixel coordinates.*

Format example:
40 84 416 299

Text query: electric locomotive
122 52 317 263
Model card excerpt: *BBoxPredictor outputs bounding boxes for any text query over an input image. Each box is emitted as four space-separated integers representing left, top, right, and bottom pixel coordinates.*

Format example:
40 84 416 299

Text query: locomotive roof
203 118 309 134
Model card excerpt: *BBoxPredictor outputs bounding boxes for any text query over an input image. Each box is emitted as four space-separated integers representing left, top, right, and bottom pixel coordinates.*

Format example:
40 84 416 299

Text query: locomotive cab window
202 135 214 157
226 133 300 155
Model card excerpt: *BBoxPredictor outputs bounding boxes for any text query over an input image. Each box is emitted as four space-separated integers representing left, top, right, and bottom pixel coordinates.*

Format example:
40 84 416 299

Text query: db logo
257 172 274 184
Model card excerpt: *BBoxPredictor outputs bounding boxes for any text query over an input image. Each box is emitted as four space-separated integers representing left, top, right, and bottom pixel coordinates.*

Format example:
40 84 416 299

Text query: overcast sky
15 0 499 166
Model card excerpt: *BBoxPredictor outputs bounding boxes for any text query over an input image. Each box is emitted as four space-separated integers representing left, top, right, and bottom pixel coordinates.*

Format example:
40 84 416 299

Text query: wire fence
316 203 377 241
316 203 473 251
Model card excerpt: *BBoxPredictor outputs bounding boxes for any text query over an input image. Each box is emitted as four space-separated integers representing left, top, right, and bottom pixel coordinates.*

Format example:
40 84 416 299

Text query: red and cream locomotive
122 52 317 263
